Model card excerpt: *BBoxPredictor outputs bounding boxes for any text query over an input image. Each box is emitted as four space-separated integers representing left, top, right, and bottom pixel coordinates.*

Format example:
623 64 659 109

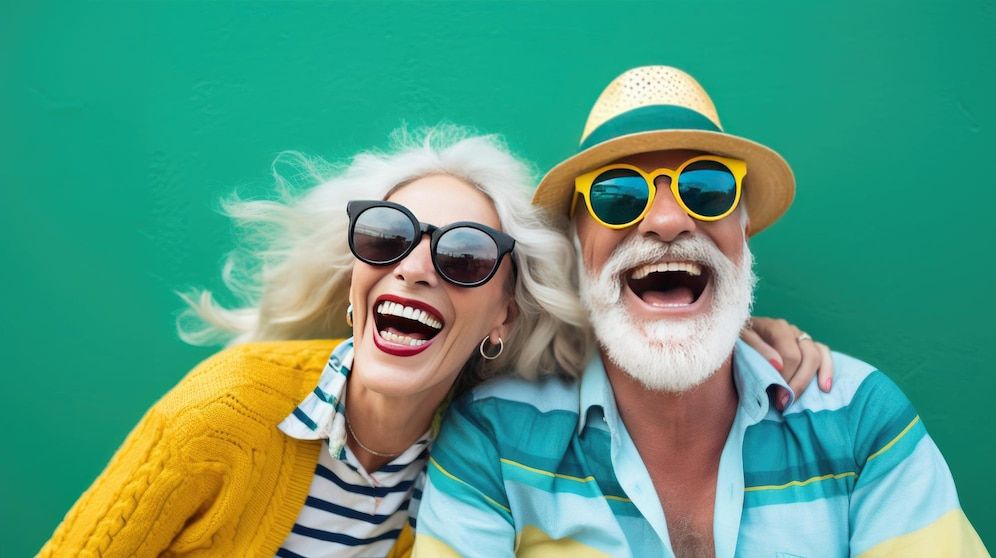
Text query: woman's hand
741 317 834 410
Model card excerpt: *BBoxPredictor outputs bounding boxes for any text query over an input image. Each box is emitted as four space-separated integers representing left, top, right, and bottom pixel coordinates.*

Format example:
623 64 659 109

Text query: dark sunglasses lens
435 227 499 285
677 161 738 217
352 206 416 263
588 168 650 226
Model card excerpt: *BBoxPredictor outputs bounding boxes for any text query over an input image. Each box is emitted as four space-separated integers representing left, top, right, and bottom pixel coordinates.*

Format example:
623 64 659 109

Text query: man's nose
393 237 439 287
636 175 696 241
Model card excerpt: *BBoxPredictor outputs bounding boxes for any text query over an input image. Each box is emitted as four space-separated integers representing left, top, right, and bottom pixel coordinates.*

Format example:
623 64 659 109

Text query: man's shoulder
776 350 924 468
791 350 911 418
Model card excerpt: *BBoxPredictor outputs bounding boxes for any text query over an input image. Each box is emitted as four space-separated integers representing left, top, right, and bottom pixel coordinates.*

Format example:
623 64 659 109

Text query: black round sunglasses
346 200 516 287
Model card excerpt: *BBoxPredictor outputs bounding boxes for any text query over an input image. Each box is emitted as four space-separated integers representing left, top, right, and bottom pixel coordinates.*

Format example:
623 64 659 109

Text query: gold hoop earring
479 336 504 360
346 304 353 328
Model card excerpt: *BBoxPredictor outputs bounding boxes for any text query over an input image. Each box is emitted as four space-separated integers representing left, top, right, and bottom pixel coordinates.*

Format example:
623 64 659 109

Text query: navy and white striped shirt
277 339 430 558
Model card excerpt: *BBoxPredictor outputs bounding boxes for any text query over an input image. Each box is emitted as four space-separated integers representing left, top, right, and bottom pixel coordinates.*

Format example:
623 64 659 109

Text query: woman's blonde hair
178 125 590 383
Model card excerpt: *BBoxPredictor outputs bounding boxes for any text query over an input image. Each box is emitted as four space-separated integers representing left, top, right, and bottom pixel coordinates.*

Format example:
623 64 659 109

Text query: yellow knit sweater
40 339 414 557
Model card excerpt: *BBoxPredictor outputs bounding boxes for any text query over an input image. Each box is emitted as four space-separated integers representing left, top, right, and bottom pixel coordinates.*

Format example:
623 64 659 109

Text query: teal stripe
857 419 927 485
470 397 628 498
293 407 318 431
311 386 346 414
575 427 627 498
431 397 512 512
578 104 721 151
849 371 918 463
313 385 338 404
740 370 923 508
743 411 857 488
744 473 857 508
606 495 642 518
427 458 513 523
468 397 579 459
500 460 603 498
498 451 633 508
430 451 506 507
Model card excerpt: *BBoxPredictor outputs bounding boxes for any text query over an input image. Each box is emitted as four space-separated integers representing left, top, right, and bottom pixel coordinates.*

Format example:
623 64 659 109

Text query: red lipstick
371 294 445 357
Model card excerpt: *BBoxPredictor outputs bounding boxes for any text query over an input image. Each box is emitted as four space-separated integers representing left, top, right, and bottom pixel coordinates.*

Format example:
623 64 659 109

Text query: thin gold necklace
345 415 404 458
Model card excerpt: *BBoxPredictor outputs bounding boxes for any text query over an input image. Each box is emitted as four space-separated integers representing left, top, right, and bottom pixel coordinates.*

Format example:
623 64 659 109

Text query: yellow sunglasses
571 155 747 229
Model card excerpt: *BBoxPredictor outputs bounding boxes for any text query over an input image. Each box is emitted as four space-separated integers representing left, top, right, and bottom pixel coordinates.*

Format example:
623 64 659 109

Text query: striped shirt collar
277 338 432 466
577 340 792 435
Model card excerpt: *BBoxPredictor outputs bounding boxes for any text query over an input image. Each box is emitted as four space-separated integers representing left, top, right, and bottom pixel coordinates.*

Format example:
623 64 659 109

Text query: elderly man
413 67 988 557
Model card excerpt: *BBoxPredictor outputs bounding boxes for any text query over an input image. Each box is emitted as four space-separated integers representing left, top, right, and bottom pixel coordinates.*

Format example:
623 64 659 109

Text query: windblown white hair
178 125 590 383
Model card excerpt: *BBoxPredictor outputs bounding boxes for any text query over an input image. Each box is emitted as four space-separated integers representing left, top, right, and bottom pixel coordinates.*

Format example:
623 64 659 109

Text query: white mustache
596 234 736 297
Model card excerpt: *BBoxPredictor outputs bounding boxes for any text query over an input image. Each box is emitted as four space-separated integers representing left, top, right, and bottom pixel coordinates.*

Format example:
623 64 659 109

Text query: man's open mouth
626 261 710 307
372 296 445 348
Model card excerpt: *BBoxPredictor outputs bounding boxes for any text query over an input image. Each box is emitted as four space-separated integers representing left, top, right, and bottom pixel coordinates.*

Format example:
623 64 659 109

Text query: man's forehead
612 149 708 171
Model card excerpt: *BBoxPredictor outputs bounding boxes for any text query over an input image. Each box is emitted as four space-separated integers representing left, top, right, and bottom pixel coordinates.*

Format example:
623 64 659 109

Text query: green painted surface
2 1 993 554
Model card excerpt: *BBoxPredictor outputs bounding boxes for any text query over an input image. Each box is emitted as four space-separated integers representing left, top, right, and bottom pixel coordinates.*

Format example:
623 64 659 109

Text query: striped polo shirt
277 339 429 558
414 341 988 557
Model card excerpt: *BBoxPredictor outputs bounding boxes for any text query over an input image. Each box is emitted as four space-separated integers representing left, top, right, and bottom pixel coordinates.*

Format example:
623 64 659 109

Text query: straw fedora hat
533 66 795 235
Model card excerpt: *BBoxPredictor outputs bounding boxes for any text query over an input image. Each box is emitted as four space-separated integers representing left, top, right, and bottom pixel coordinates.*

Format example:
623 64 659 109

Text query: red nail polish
769 358 783 372
823 377 833 392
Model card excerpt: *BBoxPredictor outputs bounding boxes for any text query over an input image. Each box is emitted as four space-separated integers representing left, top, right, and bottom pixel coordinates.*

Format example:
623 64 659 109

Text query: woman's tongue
640 286 695 307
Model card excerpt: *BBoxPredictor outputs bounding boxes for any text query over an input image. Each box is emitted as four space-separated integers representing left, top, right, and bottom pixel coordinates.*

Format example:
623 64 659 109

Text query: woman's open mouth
625 261 711 309
371 294 445 356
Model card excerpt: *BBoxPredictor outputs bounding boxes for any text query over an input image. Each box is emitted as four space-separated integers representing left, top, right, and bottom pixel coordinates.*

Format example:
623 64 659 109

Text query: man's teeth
630 261 702 280
379 330 429 347
375 301 443 329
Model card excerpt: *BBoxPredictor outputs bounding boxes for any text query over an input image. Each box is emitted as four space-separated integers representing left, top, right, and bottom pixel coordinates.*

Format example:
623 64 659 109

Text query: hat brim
533 130 795 236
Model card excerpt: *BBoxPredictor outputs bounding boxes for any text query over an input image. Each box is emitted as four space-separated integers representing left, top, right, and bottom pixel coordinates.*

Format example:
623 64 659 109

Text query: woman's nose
392 236 439 287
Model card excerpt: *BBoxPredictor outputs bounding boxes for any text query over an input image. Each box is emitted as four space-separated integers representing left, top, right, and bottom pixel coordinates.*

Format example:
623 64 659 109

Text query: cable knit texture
39 339 345 557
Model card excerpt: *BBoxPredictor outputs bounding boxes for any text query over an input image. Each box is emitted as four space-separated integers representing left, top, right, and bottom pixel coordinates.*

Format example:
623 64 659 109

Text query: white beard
577 233 756 393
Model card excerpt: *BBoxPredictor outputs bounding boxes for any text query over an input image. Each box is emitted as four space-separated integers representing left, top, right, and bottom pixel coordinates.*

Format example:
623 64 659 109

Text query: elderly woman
40 127 829 557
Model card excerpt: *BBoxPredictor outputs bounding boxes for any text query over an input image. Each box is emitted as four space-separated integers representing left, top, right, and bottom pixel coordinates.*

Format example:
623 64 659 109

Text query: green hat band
578 104 721 152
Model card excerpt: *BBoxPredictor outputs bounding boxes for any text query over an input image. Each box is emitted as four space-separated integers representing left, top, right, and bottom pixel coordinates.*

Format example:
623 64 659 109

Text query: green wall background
3 1 993 554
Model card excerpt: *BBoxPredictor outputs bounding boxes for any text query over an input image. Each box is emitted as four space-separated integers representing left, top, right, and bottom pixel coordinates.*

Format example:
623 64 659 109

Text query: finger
755 319 803 381
787 339 822 400
740 328 783 372
816 342 834 392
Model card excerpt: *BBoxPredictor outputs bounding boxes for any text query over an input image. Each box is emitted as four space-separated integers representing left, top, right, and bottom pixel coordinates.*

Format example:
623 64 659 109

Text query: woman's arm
40 401 221 556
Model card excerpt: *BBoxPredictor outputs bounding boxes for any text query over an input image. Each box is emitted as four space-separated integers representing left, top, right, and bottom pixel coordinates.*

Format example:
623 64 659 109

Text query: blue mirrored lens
677 161 737 217
588 169 650 226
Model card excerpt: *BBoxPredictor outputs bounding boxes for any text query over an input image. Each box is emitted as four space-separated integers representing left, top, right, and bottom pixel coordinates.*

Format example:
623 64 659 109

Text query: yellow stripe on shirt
857 508 991 558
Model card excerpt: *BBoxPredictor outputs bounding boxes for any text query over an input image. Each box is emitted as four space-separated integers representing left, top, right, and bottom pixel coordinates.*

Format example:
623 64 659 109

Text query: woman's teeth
379 330 430 346
376 301 442 330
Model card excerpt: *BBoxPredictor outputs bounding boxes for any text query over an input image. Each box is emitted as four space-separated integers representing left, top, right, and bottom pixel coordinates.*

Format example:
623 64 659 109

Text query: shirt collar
277 337 435 471
278 338 355 459
578 353 617 435
577 340 792 434
731 339 793 423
